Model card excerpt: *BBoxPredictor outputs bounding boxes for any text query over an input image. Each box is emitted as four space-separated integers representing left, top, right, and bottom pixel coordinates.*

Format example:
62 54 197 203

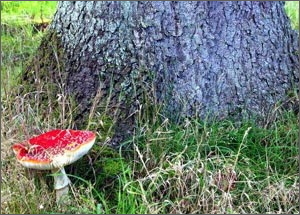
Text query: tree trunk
19 1 299 142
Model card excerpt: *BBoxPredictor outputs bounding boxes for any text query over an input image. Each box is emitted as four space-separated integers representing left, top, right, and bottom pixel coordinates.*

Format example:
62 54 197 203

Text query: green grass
125 113 298 213
285 1 299 30
1 1 58 98
1 1 57 24
1 1 299 214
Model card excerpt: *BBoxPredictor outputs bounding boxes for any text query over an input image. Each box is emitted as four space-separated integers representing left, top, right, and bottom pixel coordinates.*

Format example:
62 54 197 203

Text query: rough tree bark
19 1 298 142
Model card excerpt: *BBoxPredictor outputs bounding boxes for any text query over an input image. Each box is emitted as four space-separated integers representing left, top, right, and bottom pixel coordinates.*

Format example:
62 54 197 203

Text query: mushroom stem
52 167 70 204
55 185 69 204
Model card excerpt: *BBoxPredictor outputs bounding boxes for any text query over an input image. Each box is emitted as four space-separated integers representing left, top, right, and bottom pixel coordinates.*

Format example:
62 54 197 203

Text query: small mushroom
12 129 96 204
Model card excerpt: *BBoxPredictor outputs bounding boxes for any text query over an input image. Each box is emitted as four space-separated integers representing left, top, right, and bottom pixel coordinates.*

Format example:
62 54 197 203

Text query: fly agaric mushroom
12 129 96 203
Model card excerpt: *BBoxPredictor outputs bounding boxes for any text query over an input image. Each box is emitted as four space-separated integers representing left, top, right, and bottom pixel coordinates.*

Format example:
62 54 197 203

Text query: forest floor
1 1 299 214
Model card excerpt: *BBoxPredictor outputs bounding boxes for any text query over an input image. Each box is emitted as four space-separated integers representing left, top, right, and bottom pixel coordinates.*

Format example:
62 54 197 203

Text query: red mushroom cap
12 129 96 170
